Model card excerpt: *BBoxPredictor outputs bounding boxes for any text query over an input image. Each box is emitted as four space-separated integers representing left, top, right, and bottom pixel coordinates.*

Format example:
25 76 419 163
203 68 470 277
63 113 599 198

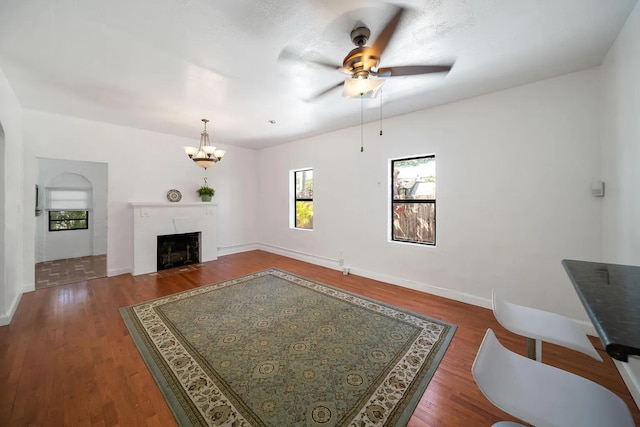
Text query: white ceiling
0 0 636 150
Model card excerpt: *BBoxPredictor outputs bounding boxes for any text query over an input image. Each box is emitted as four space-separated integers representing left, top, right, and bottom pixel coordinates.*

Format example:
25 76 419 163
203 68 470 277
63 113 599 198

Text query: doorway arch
35 158 108 288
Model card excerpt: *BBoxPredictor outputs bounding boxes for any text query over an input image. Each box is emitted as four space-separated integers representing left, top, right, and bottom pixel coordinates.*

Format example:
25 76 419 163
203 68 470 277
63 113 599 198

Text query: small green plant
196 186 215 197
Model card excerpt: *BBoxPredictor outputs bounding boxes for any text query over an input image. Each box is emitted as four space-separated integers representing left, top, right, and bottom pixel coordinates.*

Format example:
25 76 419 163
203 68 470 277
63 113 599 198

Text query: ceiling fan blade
278 48 342 71
369 7 405 58
306 81 345 101
375 65 453 77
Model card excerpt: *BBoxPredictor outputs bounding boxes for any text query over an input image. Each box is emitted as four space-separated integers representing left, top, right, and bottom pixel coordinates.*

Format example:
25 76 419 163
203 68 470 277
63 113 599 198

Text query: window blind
46 189 92 210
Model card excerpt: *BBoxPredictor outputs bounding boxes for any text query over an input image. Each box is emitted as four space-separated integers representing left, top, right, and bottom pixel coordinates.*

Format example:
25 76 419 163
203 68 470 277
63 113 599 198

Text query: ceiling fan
280 6 454 100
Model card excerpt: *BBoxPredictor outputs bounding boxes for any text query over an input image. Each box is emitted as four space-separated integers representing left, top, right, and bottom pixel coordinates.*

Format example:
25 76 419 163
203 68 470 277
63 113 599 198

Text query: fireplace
129 202 218 275
157 232 200 271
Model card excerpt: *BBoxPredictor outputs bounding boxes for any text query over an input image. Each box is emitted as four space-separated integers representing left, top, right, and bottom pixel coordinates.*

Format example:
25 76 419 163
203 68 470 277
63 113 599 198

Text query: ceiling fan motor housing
345 27 380 77
343 47 380 77
350 26 370 46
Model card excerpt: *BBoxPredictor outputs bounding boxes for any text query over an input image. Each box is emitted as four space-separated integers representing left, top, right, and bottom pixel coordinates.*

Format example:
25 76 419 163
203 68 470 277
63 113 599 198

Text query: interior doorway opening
35 158 108 289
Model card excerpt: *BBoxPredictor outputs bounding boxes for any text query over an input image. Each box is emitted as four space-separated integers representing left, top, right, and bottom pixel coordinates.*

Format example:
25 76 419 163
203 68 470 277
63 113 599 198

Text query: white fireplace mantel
128 202 218 275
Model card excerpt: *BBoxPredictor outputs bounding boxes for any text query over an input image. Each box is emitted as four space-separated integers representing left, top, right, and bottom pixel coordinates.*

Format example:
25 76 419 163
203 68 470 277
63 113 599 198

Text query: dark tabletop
562 259 640 362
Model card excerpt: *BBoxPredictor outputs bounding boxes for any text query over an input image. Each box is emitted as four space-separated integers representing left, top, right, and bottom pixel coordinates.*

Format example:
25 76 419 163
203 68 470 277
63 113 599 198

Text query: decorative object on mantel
166 189 182 203
196 177 215 202
183 119 226 169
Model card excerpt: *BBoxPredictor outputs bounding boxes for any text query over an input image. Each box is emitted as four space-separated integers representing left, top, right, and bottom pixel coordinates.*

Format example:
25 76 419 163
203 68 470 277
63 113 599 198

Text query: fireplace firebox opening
157 232 200 271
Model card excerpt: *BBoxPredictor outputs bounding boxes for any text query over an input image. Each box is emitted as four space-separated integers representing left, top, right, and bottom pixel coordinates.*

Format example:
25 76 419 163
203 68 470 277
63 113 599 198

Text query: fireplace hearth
157 232 200 271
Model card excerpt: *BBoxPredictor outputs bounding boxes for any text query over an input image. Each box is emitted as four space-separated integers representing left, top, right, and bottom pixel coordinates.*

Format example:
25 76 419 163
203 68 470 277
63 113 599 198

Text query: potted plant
196 183 215 202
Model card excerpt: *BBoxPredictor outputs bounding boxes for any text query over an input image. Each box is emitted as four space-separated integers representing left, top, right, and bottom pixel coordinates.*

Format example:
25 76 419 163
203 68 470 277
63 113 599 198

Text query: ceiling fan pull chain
360 94 364 152
379 88 383 136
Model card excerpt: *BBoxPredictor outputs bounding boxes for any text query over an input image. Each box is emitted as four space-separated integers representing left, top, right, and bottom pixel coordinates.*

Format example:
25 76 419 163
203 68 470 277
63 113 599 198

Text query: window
293 169 313 229
49 210 89 231
391 155 436 245
46 188 92 231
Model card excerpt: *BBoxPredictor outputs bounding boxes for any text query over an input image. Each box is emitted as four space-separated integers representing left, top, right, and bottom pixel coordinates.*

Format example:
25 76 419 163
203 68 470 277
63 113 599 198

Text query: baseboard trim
257 244 341 271
257 244 488 307
349 266 490 308
0 290 23 326
218 243 260 257
108 267 132 277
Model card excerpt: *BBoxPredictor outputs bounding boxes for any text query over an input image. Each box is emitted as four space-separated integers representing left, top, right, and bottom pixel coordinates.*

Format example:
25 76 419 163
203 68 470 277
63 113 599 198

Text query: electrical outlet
342 267 350 275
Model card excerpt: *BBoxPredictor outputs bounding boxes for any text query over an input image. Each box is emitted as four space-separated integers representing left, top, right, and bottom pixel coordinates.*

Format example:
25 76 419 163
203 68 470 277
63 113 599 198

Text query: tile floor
35 255 107 289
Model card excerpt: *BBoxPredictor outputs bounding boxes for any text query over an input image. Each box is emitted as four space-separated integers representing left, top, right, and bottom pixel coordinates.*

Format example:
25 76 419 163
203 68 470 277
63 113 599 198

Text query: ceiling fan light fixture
342 77 385 98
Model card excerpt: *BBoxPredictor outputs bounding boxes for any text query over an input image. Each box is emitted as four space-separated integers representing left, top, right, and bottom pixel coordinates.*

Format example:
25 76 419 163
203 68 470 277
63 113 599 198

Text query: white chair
472 329 634 427
492 289 602 362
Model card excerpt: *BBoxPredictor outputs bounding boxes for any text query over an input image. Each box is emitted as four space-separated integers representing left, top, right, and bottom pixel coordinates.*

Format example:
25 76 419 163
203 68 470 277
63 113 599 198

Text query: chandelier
183 119 226 169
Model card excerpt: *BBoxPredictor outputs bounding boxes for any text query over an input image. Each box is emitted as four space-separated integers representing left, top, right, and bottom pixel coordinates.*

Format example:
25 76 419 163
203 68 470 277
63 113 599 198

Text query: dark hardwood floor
1 250 638 426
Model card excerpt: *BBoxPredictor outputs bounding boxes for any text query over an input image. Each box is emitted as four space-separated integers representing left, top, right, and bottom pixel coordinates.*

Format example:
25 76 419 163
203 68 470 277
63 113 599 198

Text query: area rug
120 268 456 426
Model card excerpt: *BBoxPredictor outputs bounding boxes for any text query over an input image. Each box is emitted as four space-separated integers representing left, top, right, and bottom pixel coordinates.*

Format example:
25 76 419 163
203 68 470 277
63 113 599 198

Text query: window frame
48 210 90 232
390 154 436 246
292 168 313 230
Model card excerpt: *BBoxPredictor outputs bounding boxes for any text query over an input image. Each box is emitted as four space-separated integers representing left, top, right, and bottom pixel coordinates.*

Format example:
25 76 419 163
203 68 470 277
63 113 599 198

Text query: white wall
601 2 640 266
36 159 108 262
0 124 4 317
0 65 24 325
21 110 258 283
258 68 602 321
599 0 640 408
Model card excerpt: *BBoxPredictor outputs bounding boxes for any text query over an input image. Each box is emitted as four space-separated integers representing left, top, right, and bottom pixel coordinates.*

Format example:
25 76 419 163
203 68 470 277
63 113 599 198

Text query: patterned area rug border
120 268 456 426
